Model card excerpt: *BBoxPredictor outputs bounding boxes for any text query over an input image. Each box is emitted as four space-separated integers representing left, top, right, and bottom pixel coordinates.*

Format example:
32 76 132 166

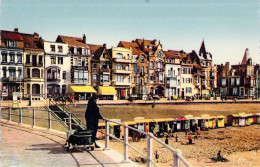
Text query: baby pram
65 128 95 152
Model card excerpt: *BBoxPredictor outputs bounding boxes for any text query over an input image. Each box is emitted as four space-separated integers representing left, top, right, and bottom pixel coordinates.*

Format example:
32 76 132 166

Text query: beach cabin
152 118 174 134
210 116 217 128
134 118 153 133
109 119 121 138
238 113 247 126
245 114 253 126
124 121 137 137
201 114 210 129
252 113 260 124
257 113 260 124
184 115 193 130
216 115 225 128
149 121 160 135
176 117 187 131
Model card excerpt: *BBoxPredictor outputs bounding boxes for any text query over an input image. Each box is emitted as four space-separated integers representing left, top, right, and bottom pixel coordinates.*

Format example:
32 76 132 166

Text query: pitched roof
241 48 251 65
198 40 212 60
1 30 23 41
20 33 43 49
118 41 144 55
164 50 184 59
56 35 89 48
88 44 110 60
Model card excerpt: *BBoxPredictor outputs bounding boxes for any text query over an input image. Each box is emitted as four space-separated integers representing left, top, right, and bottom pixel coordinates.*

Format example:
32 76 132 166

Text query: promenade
0 121 139 167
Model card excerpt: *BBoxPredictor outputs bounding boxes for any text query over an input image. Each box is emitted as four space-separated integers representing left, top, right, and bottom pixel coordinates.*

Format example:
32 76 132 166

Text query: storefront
98 86 117 100
68 85 97 100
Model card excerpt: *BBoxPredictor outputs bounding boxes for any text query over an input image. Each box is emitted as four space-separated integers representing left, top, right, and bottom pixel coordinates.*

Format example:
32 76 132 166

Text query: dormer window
51 45 55 52
7 40 17 48
141 57 144 63
102 53 106 58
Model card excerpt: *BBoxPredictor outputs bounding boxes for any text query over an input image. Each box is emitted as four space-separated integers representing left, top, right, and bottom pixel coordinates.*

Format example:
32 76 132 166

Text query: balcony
113 58 132 63
113 69 132 74
9 76 18 81
154 68 164 72
47 78 61 82
99 68 110 74
112 81 131 87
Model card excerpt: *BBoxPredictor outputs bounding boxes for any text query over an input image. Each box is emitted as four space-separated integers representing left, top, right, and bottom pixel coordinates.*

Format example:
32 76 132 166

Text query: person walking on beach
85 93 103 148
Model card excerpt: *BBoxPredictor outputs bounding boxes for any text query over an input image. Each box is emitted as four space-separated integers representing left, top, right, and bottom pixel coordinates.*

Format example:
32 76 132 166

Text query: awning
98 86 116 95
69 86 97 93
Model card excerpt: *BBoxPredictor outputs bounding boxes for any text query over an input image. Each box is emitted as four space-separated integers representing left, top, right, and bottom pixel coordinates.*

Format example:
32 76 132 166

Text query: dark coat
85 99 103 130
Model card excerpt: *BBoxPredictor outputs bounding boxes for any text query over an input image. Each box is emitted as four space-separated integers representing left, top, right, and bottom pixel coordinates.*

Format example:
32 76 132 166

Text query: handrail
0 107 191 167
103 119 191 167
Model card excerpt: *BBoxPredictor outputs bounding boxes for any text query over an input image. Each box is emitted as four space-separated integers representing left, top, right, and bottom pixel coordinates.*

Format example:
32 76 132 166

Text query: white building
164 50 182 99
44 41 70 98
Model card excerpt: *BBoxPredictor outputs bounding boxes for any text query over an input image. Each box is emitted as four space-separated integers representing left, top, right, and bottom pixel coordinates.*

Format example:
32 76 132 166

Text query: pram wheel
90 146 94 151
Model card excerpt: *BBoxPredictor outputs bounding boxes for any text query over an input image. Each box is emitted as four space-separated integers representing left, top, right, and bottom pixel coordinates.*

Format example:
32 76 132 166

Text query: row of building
0 28 259 101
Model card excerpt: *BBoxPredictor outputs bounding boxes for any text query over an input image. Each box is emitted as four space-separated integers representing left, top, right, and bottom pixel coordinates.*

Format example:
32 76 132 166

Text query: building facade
0 29 24 99
44 41 70 98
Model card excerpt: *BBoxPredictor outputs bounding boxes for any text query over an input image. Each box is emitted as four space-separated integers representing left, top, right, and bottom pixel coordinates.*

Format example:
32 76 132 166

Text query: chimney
103 43 107 48
14 28 18 32
83 34 86 43
33 32 39 38
153 39 157 45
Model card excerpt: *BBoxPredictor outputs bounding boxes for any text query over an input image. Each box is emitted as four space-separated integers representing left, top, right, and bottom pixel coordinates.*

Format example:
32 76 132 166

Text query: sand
101 125 260 166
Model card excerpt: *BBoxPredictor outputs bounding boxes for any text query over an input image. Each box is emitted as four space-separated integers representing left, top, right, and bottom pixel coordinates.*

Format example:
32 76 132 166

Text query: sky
0 0 259 65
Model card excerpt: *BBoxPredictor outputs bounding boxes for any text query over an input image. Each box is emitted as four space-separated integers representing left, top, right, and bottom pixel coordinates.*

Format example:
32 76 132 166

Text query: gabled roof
56 35 89 48
88 44 111 61
118 41 144 55
134 39 159 53
1 30 23 41
241 48 251 65
20 33 43 49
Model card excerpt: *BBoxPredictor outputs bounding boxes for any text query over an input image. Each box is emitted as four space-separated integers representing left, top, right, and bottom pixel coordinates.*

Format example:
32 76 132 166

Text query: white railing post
105 120 110 149
174 150 180 167
48 110 51 129
8 108 11 121
69 113 72 131
32 109 35 127
147 133 153 167
19 108 22 124
123 125 129 162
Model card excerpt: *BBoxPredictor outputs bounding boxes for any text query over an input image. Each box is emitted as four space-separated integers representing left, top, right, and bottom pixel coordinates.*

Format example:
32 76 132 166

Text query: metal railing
0 107 191 167
102 119 191 167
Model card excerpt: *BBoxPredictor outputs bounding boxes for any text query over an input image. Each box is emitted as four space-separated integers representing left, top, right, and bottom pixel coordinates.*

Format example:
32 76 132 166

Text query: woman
85 93 103 148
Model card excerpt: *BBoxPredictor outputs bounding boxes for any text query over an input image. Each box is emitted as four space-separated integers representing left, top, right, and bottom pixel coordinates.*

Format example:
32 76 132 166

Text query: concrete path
0 121 140 167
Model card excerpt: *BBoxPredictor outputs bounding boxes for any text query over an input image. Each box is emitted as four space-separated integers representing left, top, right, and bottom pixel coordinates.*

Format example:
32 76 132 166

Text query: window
181 68 185 74
141 67 144 75
82 48 85 55
137 77 139 84
186 87 192 94
51 45 55 52
116 64 122 70
132 77 135 83
133 65 136 74
141 57 144 63
17 53 22 63
116 75 123 82
132 56 136 62
51 56 56 64
102 62 107 69
157 51 162 57
58 45 63 52
145 67 148 73
93 74 97 82
26 54 30 64
81 58 86 67
7 40 17 47
157 61 162 69
79 71 84 83
221 78 226 86
70 47 74 54
39 56 43 65
150 61 154 69
249 70 252 76
2 52 7 63
146 77 149 83
74 48 77 54
9 68 16 77
32 69 40 78
58 57 63 64
93 63 97 69
186 78 191 83
100 75 103 83
27 68 30 78
78 48 82 55
63 71 66 79
127 54 130 60
236 78 240 85
233 88 238 95
102 53 106 58
10 53 15 63
18 69 22 80
116 53 123 59
159 73 163 82
84 71 88 83
182 78 185 83
74 70 79 83
73 58 78 66
231 78 234 86
150 73 154 81
126 65 129 71
103 75 109 83
187 68 191 74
